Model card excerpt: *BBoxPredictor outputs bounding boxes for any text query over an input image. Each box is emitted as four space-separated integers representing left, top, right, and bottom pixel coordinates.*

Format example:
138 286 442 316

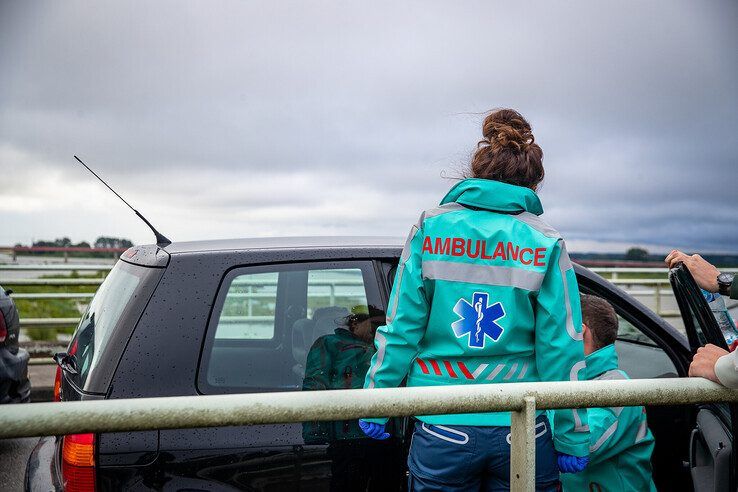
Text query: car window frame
669 263 728 352
197 259 383 395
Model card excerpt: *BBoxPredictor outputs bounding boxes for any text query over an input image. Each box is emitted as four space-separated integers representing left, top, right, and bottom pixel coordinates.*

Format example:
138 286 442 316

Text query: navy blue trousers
408 415 559 492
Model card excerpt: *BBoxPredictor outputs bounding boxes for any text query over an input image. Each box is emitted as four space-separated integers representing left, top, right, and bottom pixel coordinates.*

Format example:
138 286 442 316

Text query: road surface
0 437 37 491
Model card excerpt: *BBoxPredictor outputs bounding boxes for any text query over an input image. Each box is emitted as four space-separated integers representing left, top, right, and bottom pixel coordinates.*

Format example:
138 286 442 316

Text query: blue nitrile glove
557 453 589 473
358 419 390 440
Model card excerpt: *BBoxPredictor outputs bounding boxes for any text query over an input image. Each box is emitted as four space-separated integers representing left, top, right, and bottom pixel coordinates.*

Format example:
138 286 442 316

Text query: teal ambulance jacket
303 327 376 443
362 178 590 457
561 344 656 491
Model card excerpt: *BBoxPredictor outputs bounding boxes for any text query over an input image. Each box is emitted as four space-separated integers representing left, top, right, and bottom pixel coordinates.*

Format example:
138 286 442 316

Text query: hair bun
470 108 544 189
481 108 535 152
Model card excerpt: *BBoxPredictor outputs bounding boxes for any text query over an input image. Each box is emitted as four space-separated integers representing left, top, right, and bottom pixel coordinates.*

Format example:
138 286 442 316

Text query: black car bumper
0 347 31 404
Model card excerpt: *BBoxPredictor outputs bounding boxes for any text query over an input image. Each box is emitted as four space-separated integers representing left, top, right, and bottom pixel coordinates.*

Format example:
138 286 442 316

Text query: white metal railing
0 378 736 491
596 268 738 318
3 265 737 346
4 265 731 324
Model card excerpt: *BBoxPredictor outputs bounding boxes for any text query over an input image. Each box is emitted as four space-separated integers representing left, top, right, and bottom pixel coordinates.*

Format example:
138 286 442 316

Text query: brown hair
580 294 619 349
469 108 544 189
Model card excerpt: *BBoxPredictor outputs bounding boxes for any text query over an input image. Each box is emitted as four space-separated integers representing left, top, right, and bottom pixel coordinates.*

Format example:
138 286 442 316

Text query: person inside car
561 294 656 492
302 305 401 491
303 304 386 443
665 250 738 389
359 108 590 491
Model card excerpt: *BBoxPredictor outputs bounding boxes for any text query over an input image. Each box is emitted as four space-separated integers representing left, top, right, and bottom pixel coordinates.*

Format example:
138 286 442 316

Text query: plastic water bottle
702 290 738 346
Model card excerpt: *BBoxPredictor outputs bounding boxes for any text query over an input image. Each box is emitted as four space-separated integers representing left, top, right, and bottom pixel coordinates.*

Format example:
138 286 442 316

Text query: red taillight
0 310 7 343
61 433 95 492
53 365 62 402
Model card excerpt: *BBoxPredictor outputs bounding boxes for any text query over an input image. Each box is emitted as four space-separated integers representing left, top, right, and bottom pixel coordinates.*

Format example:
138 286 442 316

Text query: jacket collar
584 344 619 380
439 178 544 215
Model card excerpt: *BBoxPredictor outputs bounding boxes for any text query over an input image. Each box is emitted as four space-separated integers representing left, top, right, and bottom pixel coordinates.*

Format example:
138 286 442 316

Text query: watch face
718 273 734 284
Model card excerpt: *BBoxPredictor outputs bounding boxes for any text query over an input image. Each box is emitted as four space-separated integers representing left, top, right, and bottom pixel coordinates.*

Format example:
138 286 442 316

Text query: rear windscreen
67 260 162 392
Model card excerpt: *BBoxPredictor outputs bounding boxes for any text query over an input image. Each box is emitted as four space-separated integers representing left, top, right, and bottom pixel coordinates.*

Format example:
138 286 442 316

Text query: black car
0 285 30 405
25 237 736 491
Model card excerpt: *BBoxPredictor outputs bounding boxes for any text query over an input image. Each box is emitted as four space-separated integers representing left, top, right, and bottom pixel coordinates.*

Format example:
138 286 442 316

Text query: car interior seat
292 306 349 378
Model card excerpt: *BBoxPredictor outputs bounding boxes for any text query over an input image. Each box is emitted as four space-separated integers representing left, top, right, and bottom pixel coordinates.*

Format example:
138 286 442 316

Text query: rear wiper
53 352 78 375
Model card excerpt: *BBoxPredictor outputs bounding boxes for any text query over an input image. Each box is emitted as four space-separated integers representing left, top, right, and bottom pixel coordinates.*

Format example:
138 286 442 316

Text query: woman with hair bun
360 109 590 490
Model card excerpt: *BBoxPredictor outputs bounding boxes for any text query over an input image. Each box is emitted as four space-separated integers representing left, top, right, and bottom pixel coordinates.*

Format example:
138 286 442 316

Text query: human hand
358 419 390 440
689 344 730 384
665 250 720 293
557 453 589 473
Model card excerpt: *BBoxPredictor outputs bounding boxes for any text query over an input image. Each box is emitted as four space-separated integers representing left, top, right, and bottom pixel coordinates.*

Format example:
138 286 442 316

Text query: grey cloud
0 0 736 251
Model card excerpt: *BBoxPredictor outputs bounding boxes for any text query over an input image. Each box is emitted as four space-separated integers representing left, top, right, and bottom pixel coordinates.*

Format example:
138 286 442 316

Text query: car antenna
73 155 172 247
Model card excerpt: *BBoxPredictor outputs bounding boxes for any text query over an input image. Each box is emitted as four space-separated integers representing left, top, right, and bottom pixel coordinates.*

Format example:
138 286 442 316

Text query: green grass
7 271 103 341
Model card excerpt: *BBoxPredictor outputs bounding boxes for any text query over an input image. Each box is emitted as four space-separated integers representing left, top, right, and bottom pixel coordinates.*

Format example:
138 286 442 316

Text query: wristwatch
717 272 734 296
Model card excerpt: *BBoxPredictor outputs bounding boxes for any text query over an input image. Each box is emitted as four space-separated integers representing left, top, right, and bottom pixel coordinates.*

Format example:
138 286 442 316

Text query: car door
670 263 737 492
156 259 406 491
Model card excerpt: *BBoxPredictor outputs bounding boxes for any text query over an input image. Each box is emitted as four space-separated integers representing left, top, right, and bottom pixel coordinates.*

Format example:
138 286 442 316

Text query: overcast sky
1 1 736 253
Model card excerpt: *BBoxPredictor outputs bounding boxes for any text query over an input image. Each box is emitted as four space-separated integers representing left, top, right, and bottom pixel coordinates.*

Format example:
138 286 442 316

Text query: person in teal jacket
302 305 381 443
360 109 590 491
561 294 656 492
303 305 404 491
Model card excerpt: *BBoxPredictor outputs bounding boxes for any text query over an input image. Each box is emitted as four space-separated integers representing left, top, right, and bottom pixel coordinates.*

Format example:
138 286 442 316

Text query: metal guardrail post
510 395 536 492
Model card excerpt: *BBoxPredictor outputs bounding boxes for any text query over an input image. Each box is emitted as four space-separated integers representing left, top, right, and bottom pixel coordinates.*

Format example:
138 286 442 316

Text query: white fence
2 264 737 332
0 377 737 491
595 268 738 331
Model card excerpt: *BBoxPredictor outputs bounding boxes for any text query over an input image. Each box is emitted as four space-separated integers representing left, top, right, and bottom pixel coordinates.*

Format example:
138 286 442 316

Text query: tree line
14 237 133 257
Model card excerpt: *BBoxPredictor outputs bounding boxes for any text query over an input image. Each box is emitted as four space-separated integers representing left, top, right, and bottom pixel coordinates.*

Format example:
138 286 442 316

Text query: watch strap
718 273 734 296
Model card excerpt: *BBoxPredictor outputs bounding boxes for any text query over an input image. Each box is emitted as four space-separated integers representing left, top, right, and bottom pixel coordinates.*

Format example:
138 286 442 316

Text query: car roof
162 236 405 254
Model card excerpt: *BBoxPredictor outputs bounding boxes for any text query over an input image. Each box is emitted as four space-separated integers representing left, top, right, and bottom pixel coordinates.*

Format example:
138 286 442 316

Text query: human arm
535 240 590 457
302 338 332 442
690 344 738 388
714 350 738 389
302 338 330 391
665 250 721 294
361 219 430 424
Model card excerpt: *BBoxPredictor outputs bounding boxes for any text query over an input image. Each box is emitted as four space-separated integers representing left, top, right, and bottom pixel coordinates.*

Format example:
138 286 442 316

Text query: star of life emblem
452 292 505 349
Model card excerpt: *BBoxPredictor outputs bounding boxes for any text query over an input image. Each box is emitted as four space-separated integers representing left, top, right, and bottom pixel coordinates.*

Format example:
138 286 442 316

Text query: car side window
614 312 678 379
617 316 653 345
198 261 384 394
213 272 278 340
670 264 729 351
579 284 678 379
306 269 369 318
